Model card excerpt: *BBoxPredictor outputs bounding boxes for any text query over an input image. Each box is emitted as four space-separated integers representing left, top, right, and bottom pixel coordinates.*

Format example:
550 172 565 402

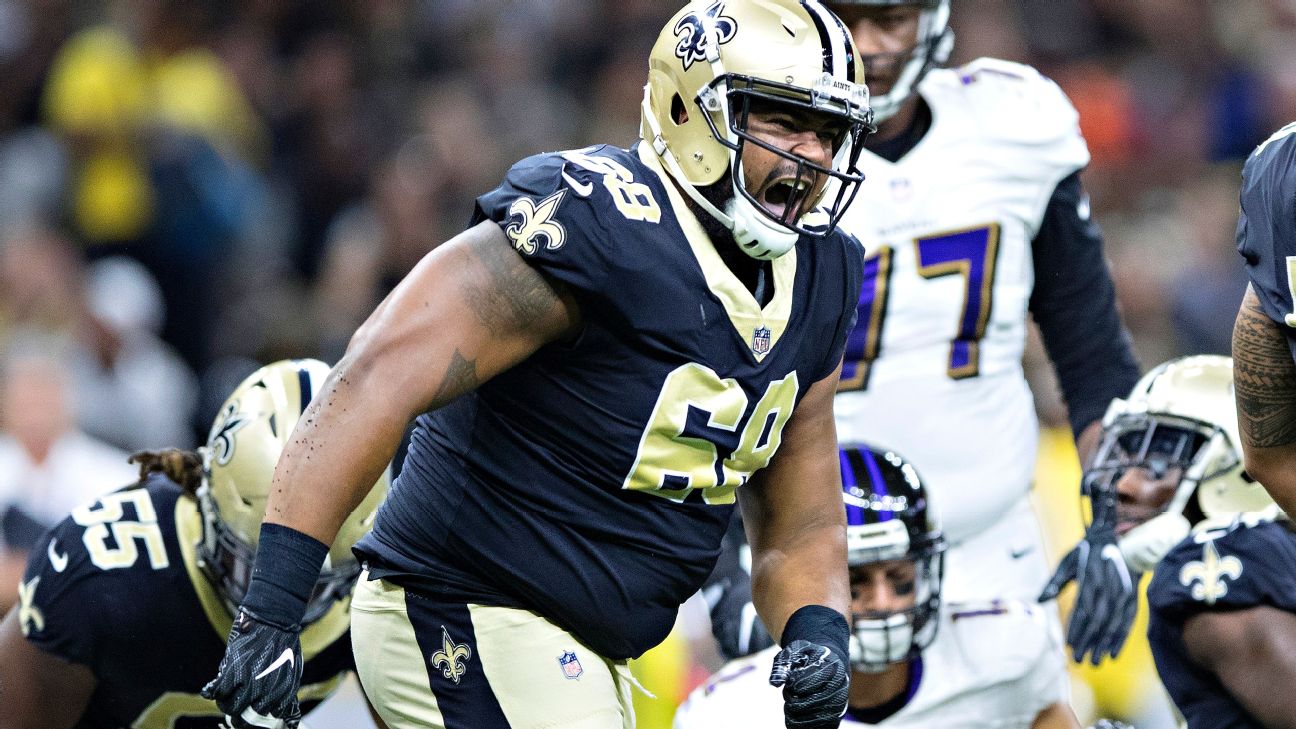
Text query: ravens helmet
824 0 953 123
641 0 874 260
196 359 389 625
840 443 945 672
1089 355 1275 573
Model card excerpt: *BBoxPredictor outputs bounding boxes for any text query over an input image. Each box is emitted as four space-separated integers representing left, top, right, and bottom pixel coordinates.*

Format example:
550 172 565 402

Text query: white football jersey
834 58 1090 545
673 601 1066 729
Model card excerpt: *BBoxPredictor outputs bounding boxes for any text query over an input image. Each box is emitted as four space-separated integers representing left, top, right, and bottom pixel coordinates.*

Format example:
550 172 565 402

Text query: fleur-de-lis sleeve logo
673 1 738 71
506 190 568 255
430 626 473 684
18 576 44 637
1179 540 1244 605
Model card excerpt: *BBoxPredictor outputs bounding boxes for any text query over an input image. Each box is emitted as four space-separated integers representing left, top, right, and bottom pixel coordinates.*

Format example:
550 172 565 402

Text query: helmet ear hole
671 93 689 125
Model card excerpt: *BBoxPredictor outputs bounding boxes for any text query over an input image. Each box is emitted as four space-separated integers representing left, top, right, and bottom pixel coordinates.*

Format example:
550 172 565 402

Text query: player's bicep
346 220 581 416
0 607 95 729
1183 606 1296 729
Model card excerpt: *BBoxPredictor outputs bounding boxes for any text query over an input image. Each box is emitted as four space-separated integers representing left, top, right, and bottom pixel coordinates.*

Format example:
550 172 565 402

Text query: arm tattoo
460 228 569 337
431 349 478 407
1233 289 1296 448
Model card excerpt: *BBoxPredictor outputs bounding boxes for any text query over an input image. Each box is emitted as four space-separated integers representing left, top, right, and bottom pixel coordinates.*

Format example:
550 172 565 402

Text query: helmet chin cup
1120 512 1191 574
850 612 913 672
726 191 799 260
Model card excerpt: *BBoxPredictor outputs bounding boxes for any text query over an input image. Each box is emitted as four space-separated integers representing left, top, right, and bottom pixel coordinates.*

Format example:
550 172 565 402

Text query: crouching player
0 359 388 729
1075 354 1295 728
675 443 1078 728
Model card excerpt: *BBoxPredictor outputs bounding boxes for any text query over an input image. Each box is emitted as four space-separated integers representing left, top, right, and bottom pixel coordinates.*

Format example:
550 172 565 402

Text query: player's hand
769 640 849 729
1038 485 1138 666
202 608 304 729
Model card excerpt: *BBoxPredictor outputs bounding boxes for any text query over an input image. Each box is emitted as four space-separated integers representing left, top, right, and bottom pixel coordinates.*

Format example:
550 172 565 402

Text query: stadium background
0 0 1292 726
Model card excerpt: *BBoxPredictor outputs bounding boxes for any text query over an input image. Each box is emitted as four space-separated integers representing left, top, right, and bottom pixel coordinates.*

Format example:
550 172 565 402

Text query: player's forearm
747 520 850 642
1232 286 1296 514
262 351 408 543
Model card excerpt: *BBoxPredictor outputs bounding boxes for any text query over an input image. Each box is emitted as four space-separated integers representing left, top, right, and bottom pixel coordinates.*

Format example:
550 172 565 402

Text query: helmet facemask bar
1085 412 1236 571
848 537 944 673
700 72 873 239
196 477 362 627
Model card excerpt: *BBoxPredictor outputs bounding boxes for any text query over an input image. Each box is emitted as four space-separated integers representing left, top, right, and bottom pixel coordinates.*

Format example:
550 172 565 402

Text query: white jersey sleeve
672 648 784 729
834 58 1090 548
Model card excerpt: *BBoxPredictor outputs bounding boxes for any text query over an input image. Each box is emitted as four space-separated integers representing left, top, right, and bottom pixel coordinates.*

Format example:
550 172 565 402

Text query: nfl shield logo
558 650 584 679
752 326 771 356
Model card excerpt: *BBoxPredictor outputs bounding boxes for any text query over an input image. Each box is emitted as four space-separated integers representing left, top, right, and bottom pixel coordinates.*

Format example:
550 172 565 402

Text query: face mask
850 612 913 672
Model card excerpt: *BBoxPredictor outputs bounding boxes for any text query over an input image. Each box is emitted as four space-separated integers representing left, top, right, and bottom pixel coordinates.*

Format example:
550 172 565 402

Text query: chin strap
1119 511 1191 574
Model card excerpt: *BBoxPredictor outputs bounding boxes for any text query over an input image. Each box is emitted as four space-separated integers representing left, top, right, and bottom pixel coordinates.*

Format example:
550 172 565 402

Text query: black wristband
781 604 850 663
241 523 330 631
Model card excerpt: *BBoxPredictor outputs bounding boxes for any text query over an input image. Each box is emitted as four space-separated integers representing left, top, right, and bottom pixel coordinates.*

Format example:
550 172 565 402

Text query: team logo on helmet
209 401 252 467
1179 540 1243 605
430 626 473 684
673 1 737 71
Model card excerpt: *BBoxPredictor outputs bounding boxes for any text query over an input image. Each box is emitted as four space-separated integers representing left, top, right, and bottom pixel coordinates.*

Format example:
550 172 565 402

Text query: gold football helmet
197 359 389 624
1089 355 1276 572
640 0 874 260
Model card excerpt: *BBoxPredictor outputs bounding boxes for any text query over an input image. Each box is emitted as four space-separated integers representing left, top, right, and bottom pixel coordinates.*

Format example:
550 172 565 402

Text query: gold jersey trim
636 144 795 362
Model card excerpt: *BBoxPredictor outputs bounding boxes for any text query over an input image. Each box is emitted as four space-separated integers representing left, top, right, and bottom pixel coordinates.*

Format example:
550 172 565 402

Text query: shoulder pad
1237 123 1296 327
930 58 1089 178
1149 519 1296 620
471 145 668 298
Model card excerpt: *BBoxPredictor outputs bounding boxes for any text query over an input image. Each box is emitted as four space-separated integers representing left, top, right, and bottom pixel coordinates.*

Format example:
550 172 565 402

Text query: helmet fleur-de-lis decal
673 1 737 71
1179 540 1243 605
430 626 473 684
506 190 568 255
209 401 251 466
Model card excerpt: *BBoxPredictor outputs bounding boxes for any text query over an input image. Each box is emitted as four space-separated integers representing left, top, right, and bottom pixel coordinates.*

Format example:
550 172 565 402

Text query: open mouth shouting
759 172 821 222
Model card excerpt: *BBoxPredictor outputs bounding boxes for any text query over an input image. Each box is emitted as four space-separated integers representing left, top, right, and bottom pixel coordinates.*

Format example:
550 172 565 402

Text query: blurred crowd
0 0 1293 725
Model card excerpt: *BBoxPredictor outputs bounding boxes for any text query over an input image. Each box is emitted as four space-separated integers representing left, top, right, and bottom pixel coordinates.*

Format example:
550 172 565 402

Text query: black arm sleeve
1029 171 1141 438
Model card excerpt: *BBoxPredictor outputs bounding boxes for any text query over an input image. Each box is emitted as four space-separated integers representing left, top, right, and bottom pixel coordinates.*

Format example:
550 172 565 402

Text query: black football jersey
1237 122 1296 360
354 143 863 660
16 475 355 729
1147 515 1296 729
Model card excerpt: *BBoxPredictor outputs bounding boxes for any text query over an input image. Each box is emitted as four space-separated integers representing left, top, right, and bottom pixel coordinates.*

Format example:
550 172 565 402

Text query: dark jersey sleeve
18 511 110 668
1237 124 1296 359
471 148 621 304
1148 518 1296 626
1028 170 1141 437
701 510 773 660
815 232 865 383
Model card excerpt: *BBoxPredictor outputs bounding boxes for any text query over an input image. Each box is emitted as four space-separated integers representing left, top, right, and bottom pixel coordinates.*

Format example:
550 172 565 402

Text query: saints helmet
840 443 945 672
641 0 874 260
1089 355 1275 573
196 359 389 625
825 0 953 123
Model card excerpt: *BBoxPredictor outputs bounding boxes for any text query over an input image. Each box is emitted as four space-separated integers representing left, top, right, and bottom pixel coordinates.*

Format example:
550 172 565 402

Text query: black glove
1039 481 1139 666
768 639 850 729
201 608 304 728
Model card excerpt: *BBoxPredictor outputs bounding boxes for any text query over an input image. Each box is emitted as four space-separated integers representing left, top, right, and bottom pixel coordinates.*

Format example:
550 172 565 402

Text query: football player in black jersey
1042 354 1296 727
1231 123 1296 517
201 2 876 728
0 359 388 729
